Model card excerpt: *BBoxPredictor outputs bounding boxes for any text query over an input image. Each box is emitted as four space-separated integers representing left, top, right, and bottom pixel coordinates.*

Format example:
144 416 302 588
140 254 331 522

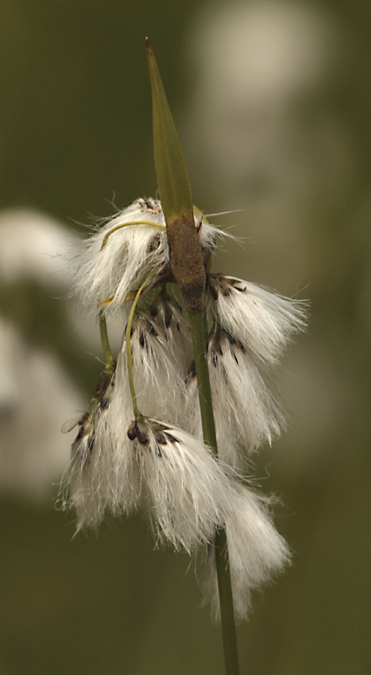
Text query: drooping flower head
61 40 307 624
61 194 307 620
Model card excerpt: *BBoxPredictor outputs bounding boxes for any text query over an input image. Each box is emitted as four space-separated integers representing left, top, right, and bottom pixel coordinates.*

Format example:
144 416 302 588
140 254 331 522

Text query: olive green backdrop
1 1 371 673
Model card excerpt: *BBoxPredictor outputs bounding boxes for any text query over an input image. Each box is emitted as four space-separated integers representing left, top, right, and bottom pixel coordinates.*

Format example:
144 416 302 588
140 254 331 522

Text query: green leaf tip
146 38 206 315
146 37 193 225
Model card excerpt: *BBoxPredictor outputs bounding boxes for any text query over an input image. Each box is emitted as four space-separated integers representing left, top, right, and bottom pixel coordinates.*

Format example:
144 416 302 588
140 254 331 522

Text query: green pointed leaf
146 38 193 224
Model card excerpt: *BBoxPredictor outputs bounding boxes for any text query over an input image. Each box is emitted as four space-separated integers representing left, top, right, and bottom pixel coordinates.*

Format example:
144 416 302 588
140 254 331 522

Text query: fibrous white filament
60 379 140 531
127 417 237 553
187 328 285 467
148 292 192 379
116 313 188 425
208 274 307 363
74 198 169 315
200 483 291 621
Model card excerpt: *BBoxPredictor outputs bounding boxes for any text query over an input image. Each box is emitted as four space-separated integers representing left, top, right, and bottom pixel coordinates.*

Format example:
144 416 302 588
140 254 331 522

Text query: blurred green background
1 0 371 673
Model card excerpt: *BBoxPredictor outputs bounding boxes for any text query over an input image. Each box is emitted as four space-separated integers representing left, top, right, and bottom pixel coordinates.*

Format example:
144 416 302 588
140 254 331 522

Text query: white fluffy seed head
59 380 140 531
73 198 169 315
148 292 192 379
200 483 291 621
187 328 286 466
63 197 304 612
128 418 237 553
63 400 244 551
208 274 308 363
115 315 188 426
73 199 223 317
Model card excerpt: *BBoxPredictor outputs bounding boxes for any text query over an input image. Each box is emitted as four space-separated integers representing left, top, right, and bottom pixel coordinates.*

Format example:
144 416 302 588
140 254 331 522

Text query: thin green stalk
86 312 116 416
190 312 240 675
146 38 239 674
99 310 115 372
214 528 239 675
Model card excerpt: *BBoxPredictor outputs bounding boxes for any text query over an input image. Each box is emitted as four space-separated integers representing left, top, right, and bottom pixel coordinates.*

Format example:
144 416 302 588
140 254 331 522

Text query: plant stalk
99 310 115 372
146 37 239 673
189 312 240 675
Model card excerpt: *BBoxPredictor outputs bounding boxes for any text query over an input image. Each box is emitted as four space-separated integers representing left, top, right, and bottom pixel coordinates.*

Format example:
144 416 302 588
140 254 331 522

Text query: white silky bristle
60 380 141 530
187 329 286 467
116 320 189 426
73 198 169 315
129 418 237 553
208 275 308 363
200 483 291 621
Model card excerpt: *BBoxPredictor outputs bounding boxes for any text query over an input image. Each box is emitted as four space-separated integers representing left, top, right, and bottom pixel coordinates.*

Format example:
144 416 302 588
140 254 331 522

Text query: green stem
214 529 239 675
189 312 240 675
99 310 115 372
189 313 217 448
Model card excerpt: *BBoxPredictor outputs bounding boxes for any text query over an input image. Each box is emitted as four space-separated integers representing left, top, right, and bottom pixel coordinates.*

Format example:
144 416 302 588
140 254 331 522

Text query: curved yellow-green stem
100 220 166 251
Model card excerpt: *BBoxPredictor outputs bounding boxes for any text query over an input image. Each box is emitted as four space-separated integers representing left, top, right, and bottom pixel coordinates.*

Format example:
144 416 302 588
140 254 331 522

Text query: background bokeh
1 1 371 673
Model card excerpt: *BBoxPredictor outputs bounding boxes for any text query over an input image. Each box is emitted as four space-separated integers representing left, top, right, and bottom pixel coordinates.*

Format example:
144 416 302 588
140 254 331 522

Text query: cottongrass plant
61 40 307 674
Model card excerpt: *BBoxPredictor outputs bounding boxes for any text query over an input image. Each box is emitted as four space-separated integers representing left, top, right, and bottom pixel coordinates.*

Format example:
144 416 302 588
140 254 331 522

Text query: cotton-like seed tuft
73 198 169 315
59 379 140 530
187 327 285 466
200 483 291 621
115 314 188 425
208 274 308 363
149 292 192 378
127 417 237 553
